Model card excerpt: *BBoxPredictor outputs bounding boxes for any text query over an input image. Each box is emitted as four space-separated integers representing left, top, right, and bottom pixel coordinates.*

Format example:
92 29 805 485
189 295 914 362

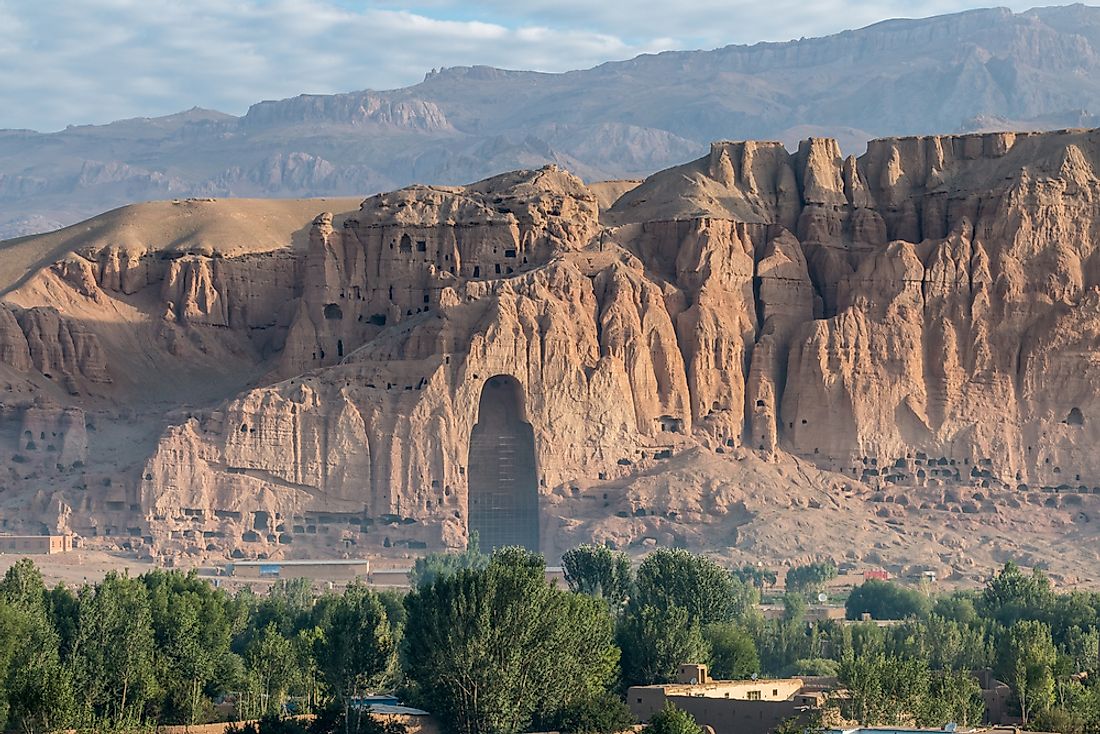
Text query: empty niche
467 375 539 552
400 234 413 253
1067 407 1085 426
323 303 343 320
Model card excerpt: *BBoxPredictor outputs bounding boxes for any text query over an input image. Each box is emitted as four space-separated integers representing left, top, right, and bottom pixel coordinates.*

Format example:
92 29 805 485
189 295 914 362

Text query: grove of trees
1 549 1099 734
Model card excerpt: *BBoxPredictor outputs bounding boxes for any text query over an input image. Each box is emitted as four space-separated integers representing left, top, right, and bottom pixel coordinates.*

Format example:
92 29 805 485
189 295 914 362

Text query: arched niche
467 375 539 551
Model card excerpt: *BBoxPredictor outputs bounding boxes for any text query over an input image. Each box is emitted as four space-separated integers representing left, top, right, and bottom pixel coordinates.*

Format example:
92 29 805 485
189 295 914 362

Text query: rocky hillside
3 128 1100 584
5 6 1100 239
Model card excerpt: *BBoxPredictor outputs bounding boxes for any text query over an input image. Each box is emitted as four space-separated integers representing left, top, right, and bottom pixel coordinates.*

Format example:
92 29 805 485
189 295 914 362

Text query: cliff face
5 129 1100 579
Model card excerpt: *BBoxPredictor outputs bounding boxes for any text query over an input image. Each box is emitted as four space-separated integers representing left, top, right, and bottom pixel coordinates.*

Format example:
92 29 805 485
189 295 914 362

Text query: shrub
644 703 702 734
550 690 636 734
845 580 930 620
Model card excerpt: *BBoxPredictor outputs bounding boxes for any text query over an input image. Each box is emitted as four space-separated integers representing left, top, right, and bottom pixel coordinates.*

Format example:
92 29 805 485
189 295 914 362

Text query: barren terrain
4 130 1100 586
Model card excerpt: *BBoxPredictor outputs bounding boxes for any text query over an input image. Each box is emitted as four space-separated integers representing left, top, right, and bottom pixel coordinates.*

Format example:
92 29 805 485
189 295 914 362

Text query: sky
0 0 1055 132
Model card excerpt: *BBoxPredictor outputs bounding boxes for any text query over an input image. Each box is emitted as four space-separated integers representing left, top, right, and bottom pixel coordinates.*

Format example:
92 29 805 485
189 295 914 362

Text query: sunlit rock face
6 131 1100 579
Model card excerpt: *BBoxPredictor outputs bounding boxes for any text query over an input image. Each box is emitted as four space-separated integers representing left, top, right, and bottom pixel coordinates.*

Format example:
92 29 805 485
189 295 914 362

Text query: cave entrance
467 375 539 551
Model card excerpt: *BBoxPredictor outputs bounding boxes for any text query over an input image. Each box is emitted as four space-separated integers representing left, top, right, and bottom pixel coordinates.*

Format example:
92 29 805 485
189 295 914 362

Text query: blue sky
0 0 1058 132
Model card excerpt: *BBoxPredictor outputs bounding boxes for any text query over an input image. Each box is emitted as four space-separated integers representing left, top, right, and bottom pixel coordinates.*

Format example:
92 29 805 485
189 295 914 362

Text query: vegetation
845 579 930 620
402 547 618 734
407 532 488 588
562 544 633 607
642 703 703 734
701 622 759 679
783 562 837 594
548 690 636 734
732 564 778 591
1 552 1100 733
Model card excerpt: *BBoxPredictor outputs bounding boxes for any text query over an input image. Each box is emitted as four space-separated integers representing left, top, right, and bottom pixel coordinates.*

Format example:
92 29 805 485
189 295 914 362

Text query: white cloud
0 0 1068 131
379 0 1048 47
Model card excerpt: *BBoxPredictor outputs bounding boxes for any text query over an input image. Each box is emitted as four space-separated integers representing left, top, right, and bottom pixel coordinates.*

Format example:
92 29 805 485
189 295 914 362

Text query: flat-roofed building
0 534 74 554
628 665 833 734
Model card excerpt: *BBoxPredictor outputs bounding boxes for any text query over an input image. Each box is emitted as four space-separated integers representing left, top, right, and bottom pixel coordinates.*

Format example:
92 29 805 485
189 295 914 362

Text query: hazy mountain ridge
4 4 1100 239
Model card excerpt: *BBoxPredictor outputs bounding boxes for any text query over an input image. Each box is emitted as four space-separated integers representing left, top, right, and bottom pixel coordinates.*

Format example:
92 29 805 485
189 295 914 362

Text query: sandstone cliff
4 131 1100 582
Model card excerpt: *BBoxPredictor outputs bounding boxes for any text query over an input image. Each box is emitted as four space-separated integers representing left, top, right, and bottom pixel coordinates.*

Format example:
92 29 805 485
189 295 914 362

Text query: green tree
922 670 986 727
562 544 634 607
846 580 930 621
838 653 980 727
0 560 75 731
635 549 746 625
618 603 708 686
1063 625 1100 677
315 584 395 723
785 562 837 594
0 558 47 608
1032 707 1086 734
4 604 75 731
375 589 407 635
745 612 824 676
702 622 759 679
643 703 703 734
979 562 1055 626
548 690 635 734
408 532 489 588
733 565 778 591
784 658 839 677
922 615 992 671
403 547 619 734
838 653 929 726
1050 592 1100 643
71 572 158 727
245 623 296 716
932 592 979 625
144 569 233 724
294 625 325 713
226 713 312 734
997 619 1057 724
47 582 80 659
847 621 887 659
0 600 21 725
783 592 807 624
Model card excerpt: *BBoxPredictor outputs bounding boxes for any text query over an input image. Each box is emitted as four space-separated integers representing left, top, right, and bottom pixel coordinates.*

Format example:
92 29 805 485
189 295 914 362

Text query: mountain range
3 4 1100 240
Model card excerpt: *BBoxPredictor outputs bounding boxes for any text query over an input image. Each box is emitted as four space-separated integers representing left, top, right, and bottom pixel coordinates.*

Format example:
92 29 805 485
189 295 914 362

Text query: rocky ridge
2 129 1100 582
6 6 1100 240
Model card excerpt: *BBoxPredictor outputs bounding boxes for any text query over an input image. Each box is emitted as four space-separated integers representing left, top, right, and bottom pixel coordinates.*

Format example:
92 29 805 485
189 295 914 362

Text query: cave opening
467 375 539 551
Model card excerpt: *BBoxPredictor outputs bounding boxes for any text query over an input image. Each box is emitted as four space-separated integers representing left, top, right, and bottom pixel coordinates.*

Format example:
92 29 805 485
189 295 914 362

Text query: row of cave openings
389 232 527 278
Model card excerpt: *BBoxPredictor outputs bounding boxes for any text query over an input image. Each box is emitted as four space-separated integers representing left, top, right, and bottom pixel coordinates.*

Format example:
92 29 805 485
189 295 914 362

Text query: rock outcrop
5 130 1100 581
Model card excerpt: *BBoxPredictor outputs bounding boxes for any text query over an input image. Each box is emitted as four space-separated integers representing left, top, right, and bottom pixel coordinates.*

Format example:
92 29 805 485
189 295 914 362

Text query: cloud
381 0 1046 46
0 0 1056 131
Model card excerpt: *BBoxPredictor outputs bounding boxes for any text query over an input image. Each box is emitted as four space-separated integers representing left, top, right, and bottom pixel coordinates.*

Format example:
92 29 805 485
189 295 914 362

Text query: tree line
0 545 1098 734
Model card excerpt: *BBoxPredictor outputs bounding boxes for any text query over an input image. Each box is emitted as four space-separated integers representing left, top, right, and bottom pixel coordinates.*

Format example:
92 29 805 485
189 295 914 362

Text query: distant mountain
4 4 1100 238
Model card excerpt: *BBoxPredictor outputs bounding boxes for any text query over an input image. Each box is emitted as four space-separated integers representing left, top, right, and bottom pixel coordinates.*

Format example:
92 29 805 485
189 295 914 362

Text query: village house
0 534 74 554
627 664 834 734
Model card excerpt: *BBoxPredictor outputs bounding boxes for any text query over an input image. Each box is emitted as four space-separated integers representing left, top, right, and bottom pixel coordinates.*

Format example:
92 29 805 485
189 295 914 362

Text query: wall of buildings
0 534 73 554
